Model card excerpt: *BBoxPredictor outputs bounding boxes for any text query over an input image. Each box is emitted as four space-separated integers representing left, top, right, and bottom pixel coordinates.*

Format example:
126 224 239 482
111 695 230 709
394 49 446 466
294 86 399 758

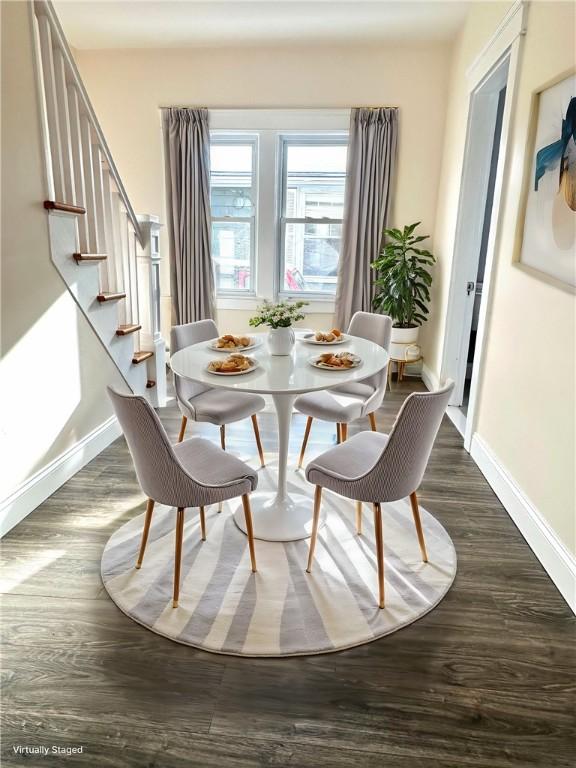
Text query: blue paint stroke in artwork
534 96 576 195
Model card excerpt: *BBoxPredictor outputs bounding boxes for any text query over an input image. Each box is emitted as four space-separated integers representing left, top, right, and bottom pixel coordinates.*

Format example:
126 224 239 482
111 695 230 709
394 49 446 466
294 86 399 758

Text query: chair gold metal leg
373 502 385 608
336 423 341 444
220 424 226 450
355 500 363 535
178 416 188 443
409 491 428 563
341 423 348 442
368 412 377 432
136 498 155 568
298 417 313 469
199 506 206 541
172 507 185 608
306 486 323 573
251 414 265 467
241 494 257 572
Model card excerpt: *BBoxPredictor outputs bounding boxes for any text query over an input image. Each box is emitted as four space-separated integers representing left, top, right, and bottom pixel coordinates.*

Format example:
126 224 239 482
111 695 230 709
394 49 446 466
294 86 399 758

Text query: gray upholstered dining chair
295 311 392 468
107 386 258 608
305 381 454 609
171 320 266 466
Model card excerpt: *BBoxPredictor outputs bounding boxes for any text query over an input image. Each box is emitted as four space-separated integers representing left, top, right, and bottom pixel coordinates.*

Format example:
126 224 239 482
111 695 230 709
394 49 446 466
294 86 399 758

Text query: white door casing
440 0 528 451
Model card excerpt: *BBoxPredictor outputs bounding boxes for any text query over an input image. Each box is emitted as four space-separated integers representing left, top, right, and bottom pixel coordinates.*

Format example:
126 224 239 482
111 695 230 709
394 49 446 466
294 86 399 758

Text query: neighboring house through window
279 138 347 297
210 138 257 294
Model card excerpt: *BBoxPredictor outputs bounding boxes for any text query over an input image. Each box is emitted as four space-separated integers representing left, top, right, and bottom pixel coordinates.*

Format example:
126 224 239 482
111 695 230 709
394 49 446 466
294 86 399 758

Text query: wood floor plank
1 377 574 767
208 658 575 767
2 713 513 768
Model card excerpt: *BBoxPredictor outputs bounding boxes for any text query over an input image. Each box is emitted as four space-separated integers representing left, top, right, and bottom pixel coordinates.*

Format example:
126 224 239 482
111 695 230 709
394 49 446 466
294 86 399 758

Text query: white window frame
210 110 350 313
209 133 258 297
277 134 348 301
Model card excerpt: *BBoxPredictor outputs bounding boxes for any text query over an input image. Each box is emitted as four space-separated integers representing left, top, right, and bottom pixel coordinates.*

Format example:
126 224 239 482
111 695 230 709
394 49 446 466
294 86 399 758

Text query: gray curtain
162 107 215 324
335 107 398 329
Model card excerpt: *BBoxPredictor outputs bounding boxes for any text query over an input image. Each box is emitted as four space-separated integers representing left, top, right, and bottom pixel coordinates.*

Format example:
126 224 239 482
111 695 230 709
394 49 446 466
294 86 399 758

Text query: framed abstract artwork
518 72 575 289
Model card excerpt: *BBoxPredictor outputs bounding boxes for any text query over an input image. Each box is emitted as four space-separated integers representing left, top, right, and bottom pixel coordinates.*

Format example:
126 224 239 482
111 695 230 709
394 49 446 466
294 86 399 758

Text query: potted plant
249 299 308 355
371 222 435 360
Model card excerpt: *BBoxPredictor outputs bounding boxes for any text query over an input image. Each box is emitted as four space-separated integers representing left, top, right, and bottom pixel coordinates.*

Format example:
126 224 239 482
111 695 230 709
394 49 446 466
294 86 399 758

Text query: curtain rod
159 105 398 110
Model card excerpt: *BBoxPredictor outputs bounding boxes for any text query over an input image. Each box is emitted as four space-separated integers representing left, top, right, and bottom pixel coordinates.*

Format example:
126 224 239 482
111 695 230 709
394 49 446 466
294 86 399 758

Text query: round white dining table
170 331 389 542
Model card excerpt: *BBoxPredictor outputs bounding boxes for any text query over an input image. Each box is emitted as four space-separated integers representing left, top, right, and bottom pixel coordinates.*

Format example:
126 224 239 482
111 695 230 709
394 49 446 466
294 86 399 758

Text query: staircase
31 0 166 404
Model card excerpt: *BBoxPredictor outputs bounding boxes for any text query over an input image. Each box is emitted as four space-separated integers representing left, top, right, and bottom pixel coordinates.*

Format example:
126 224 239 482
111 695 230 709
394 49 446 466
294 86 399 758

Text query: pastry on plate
314 328 343 343
215 334 251 349
317 351 357 368
208 353 253 373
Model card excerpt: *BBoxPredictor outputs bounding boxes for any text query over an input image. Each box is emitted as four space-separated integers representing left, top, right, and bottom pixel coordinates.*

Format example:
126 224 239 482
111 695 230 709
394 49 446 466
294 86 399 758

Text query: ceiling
54 1 470 49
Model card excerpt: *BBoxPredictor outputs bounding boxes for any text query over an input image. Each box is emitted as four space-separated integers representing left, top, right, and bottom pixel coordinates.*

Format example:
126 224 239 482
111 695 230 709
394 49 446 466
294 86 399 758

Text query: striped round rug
102 476 456 656
102 474 456 656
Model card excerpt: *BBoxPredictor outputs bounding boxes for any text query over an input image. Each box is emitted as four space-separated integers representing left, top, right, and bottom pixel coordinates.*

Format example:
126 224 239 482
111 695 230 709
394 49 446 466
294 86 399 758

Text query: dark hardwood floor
1 377 575 767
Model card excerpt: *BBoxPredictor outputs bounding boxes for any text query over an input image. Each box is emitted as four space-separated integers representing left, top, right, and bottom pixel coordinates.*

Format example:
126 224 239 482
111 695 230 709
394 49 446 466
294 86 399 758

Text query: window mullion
283 217 343 224
256 130 277 301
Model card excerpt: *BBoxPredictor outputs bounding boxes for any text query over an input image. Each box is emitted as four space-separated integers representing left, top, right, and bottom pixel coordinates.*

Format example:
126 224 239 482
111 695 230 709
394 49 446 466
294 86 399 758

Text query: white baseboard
471 433 576 614
0 416 122 538
421 363 439 392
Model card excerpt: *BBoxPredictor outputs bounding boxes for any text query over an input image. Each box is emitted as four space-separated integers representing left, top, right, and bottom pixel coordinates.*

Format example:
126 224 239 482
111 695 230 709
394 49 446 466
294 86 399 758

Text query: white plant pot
390 325 420 360
268 326 295 356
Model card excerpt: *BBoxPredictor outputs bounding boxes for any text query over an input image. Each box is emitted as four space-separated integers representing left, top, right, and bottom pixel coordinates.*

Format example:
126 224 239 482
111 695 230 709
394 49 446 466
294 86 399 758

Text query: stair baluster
31 0 166 403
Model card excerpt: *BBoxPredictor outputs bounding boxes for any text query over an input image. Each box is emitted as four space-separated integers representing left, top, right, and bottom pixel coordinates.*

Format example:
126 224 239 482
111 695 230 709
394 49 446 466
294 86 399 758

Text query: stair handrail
33 0 144 247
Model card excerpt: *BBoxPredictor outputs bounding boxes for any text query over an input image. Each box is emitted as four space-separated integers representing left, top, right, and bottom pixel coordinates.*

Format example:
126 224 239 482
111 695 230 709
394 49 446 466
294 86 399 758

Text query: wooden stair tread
132 351 154 364
74 253 107 263
116 324 141 336
97 292 126 302
44 200 86 215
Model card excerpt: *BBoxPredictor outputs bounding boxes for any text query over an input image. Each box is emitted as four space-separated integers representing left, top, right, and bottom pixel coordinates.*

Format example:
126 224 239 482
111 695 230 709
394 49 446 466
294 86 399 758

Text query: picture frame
515 69 576 291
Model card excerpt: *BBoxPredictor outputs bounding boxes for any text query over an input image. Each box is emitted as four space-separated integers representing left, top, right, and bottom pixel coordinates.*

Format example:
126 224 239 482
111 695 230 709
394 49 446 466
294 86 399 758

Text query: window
210 138 257 293
279 139 348 296
209 118 348 305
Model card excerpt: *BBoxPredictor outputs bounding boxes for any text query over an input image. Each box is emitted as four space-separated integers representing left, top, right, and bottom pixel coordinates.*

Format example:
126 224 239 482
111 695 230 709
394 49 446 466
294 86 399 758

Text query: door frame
443 59 510 410
440 0 528 451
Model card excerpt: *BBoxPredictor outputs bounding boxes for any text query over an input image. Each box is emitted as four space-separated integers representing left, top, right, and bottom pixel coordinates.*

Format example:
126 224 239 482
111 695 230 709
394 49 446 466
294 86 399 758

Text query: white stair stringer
47 211 148 395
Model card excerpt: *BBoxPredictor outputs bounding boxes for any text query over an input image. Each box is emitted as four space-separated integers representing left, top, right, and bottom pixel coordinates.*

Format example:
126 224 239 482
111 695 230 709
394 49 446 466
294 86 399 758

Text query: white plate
300 333 347 345
208 336 262 352
207 358 260 376
308 353 362 370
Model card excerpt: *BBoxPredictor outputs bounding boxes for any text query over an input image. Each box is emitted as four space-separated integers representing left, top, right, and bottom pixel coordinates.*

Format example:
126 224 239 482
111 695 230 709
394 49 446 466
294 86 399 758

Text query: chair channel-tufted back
170 320 218 415
372 380 454 501
108 386 205 508
347 311 392 414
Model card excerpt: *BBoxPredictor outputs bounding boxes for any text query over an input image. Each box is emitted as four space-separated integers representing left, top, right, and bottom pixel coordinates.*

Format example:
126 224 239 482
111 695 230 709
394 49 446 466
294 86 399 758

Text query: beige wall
423 1 576 554
73 41 452 339
0 1 124 512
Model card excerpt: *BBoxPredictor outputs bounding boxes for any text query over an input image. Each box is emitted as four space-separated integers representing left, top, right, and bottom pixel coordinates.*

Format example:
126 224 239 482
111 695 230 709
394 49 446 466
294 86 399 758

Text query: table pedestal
233 392 326 542
234 491 320 542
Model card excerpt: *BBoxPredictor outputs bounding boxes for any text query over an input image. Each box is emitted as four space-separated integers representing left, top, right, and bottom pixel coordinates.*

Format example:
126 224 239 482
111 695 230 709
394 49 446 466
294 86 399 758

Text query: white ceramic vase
390 325 420 360
268 326 295 356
